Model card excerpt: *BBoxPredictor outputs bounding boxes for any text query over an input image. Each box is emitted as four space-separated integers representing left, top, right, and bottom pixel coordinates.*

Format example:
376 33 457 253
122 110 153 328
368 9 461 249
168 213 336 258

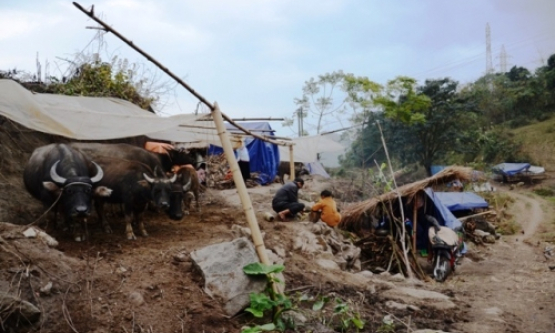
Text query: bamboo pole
289 145 295 181
72 2 284 294
212 103 281 294
458 210 496 222
412 198 418 254
376 121 414 279
72 2 291 148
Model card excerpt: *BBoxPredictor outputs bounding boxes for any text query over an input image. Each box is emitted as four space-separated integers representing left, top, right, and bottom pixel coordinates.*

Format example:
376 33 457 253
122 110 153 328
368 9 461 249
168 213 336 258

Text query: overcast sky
1 0 555 137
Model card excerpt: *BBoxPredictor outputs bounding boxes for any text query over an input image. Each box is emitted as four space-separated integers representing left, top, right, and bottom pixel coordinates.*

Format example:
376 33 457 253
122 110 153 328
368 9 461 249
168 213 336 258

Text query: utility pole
498 44 509 73
486 23 493 75
296 107 305 137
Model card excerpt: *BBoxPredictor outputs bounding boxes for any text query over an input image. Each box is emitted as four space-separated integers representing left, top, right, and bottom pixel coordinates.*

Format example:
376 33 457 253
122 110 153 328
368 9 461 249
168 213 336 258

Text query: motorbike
426 216 463 282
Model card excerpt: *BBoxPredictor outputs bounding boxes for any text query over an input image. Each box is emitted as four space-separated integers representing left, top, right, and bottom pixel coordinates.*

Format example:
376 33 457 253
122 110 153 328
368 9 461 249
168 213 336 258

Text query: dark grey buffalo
23 143 111 241
70 143 190 238
278 161 309 184
92 156 183 240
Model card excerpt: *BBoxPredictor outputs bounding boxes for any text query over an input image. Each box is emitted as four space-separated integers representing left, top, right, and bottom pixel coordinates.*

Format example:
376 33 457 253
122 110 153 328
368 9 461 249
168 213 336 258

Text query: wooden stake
412 198 418 254
289 145 295 181
212 103 281 294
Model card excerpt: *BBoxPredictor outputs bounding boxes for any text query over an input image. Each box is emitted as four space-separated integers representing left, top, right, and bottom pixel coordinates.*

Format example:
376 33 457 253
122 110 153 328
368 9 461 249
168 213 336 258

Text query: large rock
190 237 267 316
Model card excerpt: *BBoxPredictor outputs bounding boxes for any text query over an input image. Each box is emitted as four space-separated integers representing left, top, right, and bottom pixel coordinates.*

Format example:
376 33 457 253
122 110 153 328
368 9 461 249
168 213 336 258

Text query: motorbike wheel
433 253 451 282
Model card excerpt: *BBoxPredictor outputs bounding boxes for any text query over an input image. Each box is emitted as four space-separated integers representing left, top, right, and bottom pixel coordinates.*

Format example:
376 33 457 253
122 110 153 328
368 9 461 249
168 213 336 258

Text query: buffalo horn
90 161 104 183
49 160 67 184
169 172 177 183
143 173 155 183
182 178 192 192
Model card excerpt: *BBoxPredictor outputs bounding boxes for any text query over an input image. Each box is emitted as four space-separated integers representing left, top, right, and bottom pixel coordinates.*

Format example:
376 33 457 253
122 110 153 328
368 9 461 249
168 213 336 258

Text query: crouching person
310 190 341 227
272 178 305 222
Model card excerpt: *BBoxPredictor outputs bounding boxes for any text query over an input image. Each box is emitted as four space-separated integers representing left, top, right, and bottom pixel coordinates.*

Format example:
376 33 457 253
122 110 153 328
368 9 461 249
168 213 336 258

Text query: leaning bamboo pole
212 103 280 293
73 2 289 148
72 2 283 293
376 121 414 279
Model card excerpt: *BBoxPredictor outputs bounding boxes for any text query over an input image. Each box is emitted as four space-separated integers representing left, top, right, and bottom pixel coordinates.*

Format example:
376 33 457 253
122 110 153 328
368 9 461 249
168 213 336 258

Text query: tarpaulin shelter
208 122 279 185
0 79 223 145
492 162 545 182
306 161 331 178
434 192 489 212
277 134 345 163
492 163 531 176
276 134 344 178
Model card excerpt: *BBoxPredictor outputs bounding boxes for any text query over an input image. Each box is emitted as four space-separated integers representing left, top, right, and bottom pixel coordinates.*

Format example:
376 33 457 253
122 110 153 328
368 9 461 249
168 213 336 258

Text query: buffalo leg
95 200 112 234
183 192 194 215
70 217 87 242
133 209 148 237
124 213 137 240
194 189 201 215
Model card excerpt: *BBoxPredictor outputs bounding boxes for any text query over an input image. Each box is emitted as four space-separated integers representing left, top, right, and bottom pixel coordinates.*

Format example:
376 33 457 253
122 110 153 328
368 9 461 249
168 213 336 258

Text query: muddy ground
1 119 555 333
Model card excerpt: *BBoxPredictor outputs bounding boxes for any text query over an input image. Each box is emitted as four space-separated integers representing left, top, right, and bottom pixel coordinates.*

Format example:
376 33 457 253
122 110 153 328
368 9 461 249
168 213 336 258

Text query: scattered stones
316 259 341 271
22 227 58 247
128 291 145 307
173 251 190 262
39 281 53 295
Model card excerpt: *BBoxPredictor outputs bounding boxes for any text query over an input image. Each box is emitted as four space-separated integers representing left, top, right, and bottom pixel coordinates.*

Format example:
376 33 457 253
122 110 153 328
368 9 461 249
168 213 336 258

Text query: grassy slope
512 116 555 171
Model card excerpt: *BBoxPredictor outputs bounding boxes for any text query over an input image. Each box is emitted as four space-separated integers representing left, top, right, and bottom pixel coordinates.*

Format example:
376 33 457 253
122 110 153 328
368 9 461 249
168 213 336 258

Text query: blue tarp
208 122 279 185
434 192 489 211
492 163 530 176
424 188 462 230
430 165 447 176
412 188 464 250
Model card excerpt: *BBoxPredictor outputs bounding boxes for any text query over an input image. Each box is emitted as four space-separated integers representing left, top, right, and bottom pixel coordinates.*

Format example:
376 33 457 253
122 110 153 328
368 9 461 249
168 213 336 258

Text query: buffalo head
42 160 111 218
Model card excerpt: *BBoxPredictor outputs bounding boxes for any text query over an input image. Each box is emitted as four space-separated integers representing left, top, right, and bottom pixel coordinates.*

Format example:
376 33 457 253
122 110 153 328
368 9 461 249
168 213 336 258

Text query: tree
284 71 348 136
348 78 474 175
372 76 430 124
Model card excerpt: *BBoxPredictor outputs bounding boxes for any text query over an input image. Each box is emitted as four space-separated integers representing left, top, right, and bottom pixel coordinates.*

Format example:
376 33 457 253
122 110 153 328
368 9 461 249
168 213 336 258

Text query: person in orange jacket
311 190 341 227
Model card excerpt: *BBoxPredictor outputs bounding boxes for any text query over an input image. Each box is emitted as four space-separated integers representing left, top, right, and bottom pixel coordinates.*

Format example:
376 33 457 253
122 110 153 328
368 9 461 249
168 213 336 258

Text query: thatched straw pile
339 166 475 231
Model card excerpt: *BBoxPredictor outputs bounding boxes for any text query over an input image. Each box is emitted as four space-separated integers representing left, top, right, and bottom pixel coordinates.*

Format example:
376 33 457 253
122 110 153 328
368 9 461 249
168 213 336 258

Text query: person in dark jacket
272 178 305 221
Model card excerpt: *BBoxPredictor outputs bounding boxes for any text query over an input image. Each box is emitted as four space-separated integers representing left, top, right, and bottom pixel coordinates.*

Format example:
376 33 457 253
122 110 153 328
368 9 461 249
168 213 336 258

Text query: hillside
513 115 555 172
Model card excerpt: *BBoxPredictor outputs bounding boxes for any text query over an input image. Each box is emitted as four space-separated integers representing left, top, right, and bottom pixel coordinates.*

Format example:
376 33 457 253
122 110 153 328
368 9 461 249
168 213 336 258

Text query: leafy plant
241 263 293 333
311 296 365 332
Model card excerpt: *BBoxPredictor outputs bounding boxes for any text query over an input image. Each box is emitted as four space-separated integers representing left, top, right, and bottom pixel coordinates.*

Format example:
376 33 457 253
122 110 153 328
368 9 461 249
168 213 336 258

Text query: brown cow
172 165 201 215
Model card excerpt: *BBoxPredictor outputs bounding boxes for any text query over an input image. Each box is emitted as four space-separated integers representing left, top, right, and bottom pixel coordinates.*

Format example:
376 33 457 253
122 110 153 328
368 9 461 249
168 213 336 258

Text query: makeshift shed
208 122 279 185
340 166 474 248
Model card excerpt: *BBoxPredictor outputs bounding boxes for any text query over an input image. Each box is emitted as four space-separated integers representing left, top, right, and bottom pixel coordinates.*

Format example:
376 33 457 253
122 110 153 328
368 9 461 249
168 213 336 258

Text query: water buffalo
278 161 309 184
172 165 201 216
70 143 191 224
91 155 183 240
23 143 111 241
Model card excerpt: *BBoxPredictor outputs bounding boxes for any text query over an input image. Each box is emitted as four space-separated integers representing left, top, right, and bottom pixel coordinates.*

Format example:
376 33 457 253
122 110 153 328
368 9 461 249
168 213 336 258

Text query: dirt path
445 190 555 333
